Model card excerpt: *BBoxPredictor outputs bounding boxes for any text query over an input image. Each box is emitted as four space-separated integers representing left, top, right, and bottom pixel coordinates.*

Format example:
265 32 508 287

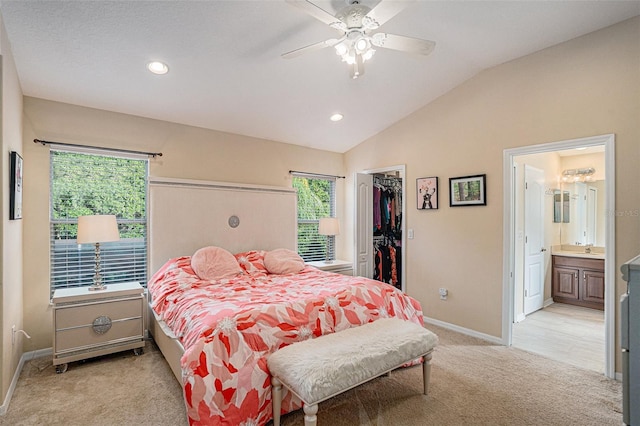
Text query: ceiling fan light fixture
362 48 375 61
344 49 357 65
355 37 369 53
335 42 348 57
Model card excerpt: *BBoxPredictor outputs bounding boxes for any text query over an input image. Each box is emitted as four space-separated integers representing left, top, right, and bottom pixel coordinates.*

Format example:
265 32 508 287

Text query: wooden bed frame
147 177 298 382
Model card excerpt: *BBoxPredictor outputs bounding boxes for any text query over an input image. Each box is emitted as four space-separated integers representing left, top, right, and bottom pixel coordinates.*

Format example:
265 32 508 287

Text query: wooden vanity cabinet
552 255 604 310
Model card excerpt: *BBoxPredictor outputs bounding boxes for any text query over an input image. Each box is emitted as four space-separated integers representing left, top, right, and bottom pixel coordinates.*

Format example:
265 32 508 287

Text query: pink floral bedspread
148 256 424 425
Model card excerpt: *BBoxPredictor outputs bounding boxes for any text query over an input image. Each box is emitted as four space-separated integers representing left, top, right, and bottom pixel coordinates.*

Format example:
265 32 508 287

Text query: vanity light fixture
330 113 344 122
147 61 169 75
562 167 595 182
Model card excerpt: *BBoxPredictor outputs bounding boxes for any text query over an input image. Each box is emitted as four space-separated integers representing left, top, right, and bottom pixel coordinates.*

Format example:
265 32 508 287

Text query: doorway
355 165 406 292
502 134 615 378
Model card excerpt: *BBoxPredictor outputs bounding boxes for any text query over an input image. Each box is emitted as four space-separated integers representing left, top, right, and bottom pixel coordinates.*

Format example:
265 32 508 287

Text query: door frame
357 164 407 292
502 134 615 378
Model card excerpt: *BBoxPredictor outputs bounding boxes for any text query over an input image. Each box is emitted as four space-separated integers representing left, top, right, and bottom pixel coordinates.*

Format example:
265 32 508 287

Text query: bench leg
303 403 318 426
422 353 433 395
271 377 282 426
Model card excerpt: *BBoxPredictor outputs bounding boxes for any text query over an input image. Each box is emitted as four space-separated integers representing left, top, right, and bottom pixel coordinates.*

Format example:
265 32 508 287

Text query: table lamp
318 217 340 263
77 214 120 291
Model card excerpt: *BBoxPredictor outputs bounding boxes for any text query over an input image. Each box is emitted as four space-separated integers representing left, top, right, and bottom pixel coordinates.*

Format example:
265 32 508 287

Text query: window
50 150 148 293
292 174 336 262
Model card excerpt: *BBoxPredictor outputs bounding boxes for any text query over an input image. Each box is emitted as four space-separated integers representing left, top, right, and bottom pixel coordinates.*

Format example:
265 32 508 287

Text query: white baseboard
423 316 503 345
0 347 52 416
543 298 554 308
515 313 526 323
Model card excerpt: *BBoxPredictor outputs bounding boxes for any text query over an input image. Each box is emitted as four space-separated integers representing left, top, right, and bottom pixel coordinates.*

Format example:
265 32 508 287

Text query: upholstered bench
267 318 438 426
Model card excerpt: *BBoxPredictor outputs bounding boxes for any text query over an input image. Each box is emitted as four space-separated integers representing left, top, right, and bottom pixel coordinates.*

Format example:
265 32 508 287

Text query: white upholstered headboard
149 177 297 273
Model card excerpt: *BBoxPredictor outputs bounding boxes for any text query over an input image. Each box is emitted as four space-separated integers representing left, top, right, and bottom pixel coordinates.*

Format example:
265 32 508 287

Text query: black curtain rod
289 170 345 179
34 139 163 158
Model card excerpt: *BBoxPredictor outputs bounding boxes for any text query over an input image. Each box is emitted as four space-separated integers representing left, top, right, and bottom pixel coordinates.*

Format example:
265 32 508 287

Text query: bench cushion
267 318 438 405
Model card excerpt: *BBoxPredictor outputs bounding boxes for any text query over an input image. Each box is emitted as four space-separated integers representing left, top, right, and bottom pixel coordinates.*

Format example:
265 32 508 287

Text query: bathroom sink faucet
585 244 593 254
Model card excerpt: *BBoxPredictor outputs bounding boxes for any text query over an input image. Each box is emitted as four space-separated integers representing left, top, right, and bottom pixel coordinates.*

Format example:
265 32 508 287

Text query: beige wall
12 14 640 382
22 97 346 350
0 14 24 404
344 17 640 372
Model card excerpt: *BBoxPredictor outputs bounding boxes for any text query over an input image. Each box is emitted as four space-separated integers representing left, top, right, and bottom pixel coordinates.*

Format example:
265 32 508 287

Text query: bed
146 178 425 425
148 251 424 425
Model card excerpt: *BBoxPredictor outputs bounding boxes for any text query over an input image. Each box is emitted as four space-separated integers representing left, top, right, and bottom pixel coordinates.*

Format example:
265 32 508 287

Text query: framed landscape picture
417 177 438 210
449 174 486 207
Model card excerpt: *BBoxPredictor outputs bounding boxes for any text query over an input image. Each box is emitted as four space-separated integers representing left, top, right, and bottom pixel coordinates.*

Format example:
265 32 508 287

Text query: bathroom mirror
557 181 605 246
553 190 570 223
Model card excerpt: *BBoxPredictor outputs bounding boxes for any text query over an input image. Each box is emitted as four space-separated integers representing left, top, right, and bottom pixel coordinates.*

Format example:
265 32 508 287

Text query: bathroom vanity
552 253 605 310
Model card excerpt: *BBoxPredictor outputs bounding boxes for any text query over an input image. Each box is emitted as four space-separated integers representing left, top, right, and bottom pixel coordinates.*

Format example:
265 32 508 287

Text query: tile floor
512 303 605 373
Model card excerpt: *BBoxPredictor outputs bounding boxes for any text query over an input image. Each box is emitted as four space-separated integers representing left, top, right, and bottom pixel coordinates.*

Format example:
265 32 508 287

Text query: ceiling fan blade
371 33 435 56
285 0 342 27
364 0 416 29
282 38 339 59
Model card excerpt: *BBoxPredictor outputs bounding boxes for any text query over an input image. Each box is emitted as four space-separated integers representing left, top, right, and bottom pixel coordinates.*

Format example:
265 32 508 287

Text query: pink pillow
264 249 305 275
234 250 269 275
191 246 243 281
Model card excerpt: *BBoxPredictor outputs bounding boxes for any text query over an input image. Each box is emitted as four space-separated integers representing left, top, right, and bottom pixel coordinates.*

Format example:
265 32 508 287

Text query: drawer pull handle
92 316 112 335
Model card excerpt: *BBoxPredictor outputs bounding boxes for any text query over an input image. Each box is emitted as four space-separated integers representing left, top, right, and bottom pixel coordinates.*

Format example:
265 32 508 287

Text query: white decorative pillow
191 246 243 281
264 248 305 275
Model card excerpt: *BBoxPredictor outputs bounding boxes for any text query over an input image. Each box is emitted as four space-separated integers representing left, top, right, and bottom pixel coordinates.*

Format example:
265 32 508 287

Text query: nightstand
307 259 354 276
52 281 145 373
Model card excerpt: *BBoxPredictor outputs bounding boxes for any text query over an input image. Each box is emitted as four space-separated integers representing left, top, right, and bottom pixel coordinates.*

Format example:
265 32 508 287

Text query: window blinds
292 174 336 262
50 150 148 293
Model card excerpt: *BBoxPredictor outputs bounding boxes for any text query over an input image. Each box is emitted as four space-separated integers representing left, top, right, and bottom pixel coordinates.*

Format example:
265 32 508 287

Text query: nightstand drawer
55 317 143 352
52 282 145 371
55 298 142 329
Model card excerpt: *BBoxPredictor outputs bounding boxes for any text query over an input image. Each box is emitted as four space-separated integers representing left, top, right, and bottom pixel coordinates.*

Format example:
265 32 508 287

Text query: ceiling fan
283 0 435 79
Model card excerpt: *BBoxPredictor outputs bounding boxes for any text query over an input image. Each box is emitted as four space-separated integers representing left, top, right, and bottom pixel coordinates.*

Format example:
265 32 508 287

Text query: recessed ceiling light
330 113 343 122
147 61 169 75
575 147 587 151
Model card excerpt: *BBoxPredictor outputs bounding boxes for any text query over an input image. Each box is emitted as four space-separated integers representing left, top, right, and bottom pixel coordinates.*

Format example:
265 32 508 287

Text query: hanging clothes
373 176 402 239
373 236 402 290
372 174 403 290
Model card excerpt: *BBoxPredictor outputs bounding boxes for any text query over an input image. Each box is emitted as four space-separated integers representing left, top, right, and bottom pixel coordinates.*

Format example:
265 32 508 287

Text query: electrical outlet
438 288 448 300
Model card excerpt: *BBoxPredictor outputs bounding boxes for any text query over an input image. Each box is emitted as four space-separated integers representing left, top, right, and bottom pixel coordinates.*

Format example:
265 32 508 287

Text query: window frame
49 148 149 294
292 173 337 262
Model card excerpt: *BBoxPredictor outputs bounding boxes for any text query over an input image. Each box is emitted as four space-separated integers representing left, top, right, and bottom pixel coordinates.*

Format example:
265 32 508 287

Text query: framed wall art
449 174 486 207
10 151 23 220
417 177 438 210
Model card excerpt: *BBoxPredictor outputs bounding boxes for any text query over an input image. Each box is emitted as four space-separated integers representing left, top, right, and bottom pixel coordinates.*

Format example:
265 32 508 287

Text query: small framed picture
10 151 23 220
449 174 486 207
417 177 438 210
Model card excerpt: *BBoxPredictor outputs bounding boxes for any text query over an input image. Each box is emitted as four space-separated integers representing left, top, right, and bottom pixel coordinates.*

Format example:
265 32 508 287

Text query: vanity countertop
551 250 605 260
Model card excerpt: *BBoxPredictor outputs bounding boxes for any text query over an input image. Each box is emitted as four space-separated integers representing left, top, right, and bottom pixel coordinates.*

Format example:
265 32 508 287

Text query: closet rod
34 139 163 158
289 170 345 179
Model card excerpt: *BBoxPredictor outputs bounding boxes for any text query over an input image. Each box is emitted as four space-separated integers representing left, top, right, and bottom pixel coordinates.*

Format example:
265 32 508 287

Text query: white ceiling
1 1 638 153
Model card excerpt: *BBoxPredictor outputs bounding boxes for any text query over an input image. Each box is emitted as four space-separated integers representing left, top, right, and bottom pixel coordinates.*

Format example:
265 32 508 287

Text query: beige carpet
2 324 622 425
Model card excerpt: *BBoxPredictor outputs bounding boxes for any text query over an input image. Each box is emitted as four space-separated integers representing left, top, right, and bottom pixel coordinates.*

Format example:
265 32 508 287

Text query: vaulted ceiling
1 1 638 152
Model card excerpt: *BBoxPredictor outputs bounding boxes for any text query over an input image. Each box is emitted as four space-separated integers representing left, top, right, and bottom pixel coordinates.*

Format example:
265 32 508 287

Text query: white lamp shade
77 215 120 244
318 217 340 236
